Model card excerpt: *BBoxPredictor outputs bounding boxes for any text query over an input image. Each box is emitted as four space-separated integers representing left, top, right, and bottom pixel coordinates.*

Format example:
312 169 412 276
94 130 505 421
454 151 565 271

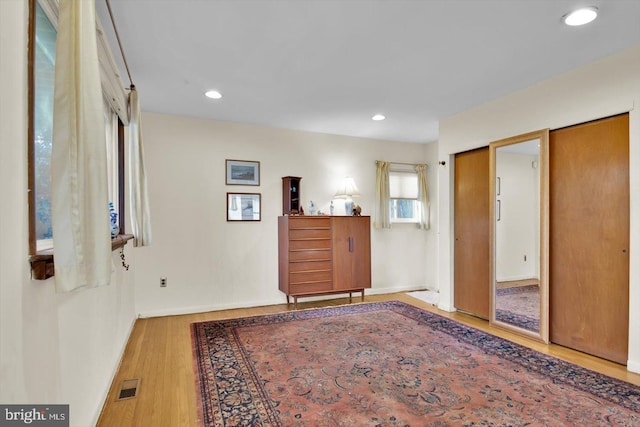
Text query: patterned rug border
191 300 640 421
495 308 540 332
190 326 207 427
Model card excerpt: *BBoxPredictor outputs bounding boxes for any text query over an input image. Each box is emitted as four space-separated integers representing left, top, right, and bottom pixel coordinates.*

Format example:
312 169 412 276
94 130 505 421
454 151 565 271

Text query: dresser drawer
288 217 331 229
289 238 331 251
289 228 331 240
289 281 333 295
289 260 332 273
289 249 332 262
290 270 332 285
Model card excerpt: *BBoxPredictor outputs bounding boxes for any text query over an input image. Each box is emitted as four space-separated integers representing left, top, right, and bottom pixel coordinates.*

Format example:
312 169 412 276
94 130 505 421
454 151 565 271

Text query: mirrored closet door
489 129 549 343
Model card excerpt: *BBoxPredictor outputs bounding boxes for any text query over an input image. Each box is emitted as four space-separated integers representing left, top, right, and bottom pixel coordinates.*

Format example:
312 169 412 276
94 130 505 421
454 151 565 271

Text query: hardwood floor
97 293 640 426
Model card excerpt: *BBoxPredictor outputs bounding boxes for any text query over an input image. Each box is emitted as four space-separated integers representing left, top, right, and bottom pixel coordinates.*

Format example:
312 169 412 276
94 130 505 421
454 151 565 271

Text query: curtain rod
105 0 135 88
375 160 428 167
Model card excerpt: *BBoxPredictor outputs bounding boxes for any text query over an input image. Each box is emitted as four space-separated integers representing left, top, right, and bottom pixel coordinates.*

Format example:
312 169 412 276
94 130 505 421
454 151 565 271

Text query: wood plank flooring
97 293 640 426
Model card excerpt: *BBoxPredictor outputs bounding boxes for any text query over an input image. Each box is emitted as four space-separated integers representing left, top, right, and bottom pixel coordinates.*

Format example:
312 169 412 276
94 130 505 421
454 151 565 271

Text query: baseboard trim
437 302 456 312
496 275 539 283
92 315 137 426
627 359 640 374
138 297 285 318
138 285 432 318
366 284 430 295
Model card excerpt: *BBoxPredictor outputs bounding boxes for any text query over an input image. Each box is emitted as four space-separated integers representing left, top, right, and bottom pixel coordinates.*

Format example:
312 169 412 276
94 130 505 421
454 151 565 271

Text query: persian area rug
496 285 540 332
191 301 640 426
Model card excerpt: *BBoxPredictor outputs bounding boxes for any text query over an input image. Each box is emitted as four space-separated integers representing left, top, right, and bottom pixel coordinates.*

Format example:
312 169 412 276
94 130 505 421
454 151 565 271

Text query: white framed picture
227 193 261 221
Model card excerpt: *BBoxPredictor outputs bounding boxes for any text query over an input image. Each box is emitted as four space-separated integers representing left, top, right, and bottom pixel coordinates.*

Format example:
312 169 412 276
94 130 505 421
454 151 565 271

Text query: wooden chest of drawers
278 216 371 308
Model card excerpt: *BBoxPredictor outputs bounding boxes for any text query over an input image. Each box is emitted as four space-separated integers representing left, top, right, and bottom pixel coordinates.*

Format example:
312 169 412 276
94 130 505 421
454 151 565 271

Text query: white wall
437 44 640 371
0 2 137 426
135 112 437 317
495 151 538 282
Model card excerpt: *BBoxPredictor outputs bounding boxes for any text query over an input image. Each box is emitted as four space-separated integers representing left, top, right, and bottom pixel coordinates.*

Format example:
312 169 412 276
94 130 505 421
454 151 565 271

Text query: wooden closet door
332 216 371 290
348 216 371 289
454 147 490 319
550 114 629 364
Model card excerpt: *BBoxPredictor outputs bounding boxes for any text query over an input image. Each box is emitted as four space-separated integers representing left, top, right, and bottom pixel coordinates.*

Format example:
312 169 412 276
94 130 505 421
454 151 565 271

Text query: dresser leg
286 295 290 305
361 289 365 302
349 292 353 303
294 297 299 310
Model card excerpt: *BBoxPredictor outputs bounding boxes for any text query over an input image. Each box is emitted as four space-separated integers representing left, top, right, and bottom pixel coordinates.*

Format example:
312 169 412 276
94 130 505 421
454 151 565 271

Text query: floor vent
117 378 140 400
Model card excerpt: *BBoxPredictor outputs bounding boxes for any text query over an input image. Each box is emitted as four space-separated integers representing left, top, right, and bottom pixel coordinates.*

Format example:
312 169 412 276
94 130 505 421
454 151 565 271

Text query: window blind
389 171 418 199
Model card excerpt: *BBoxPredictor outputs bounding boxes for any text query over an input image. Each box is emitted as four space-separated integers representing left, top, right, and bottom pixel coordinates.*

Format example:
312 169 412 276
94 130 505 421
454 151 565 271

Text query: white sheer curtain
128 87 152 247
51 0 111 292
374 161 391 229
416 164 430 230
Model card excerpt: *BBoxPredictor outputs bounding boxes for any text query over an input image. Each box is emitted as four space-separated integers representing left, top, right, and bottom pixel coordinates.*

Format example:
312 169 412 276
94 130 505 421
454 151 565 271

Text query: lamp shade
334 177 360 198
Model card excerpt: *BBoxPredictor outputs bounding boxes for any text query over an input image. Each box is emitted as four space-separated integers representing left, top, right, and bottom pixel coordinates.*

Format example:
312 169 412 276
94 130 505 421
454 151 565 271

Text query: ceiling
95 0 640 144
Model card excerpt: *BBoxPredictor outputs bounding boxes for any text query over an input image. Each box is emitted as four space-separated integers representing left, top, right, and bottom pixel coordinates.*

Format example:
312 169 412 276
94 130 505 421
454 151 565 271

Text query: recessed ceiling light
205 90 222 99
372 114 386 121
563 7 598 26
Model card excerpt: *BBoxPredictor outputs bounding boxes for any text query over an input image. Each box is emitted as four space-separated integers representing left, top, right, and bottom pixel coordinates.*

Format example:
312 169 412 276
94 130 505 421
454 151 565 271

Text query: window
31 1 56 251
389 171 421 223
28 0 128 279
104 97 125 233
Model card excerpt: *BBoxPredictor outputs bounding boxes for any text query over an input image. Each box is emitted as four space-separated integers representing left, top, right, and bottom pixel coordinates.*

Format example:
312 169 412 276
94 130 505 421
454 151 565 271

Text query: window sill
29 234 134 280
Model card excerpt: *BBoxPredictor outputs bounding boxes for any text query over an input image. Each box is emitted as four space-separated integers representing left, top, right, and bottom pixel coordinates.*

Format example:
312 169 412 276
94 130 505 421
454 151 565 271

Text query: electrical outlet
160 277 167 287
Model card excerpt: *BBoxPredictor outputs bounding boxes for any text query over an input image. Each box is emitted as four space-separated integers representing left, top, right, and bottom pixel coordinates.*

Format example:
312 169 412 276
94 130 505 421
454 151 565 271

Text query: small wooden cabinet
278 216 371 308
282 176 302 215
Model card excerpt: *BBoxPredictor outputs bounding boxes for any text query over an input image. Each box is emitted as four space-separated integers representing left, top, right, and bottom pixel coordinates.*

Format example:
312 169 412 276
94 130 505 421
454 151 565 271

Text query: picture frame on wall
226 159 260 186
227 193 261 221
